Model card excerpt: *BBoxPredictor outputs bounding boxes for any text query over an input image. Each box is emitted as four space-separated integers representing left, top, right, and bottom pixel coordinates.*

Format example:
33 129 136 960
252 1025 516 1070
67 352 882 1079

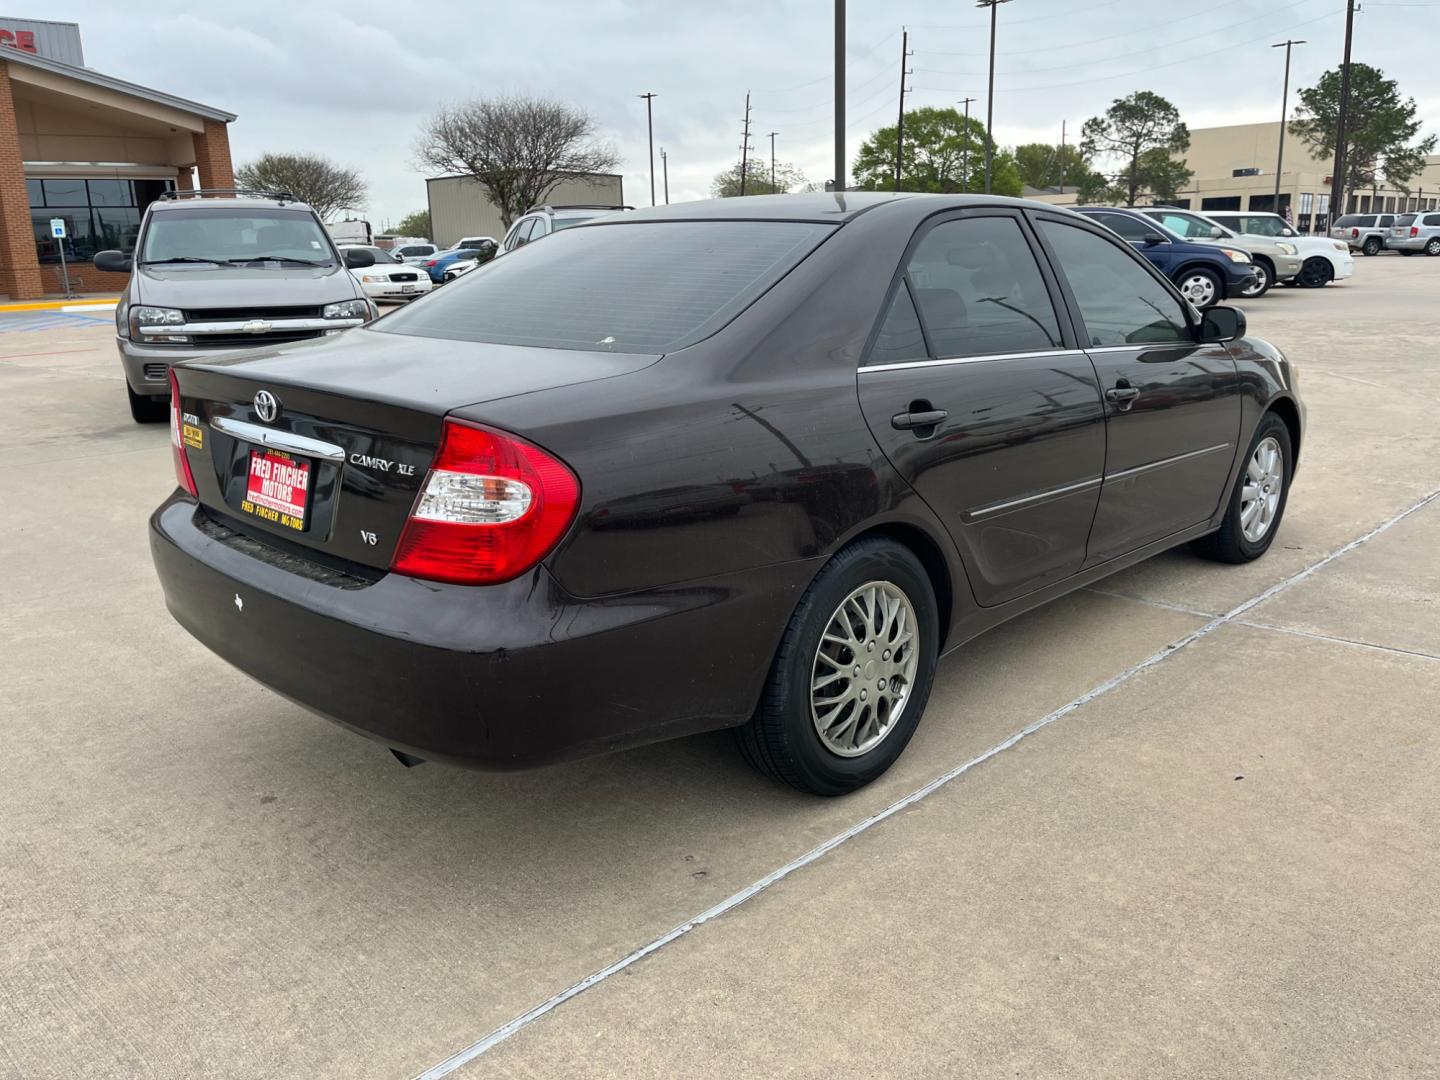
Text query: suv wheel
1240 259 1272 298
735 538 939 795
1426 237 1440 257
1297 257 1334 288
126 382 168 424
1177 267 1223 309
1362 235 1382 256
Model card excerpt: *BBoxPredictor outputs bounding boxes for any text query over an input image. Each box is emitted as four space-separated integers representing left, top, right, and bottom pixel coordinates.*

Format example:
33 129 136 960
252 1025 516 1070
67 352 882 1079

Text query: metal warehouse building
426 172 625 247
0 16 236 299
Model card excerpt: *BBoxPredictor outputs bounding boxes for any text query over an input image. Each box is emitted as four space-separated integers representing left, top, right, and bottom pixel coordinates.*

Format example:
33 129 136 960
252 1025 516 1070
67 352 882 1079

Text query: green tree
711 159 807 197
235 152 366 221
853 107 1019 195
1289 62 1437 203
393 209 431 239
1012 141 1091 191
1080 91 1192 206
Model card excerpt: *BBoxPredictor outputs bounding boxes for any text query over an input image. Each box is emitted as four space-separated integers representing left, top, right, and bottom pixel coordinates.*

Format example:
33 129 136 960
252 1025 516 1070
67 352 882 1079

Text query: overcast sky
45 0 1440 225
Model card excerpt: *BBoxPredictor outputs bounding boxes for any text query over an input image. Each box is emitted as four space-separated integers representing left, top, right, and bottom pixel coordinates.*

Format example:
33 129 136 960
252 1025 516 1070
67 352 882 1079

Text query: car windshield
140 208 335 266
349 246 397 264
1236 215 1290 237
375 220 833 353
1150 211 1225 239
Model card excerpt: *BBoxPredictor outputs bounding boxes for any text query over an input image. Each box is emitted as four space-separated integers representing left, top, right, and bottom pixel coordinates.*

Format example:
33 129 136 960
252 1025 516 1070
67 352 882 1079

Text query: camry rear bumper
150 496 814 769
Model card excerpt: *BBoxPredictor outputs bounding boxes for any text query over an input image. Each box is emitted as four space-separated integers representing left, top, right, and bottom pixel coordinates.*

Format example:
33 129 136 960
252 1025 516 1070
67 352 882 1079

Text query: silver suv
95 188 377 422
1385 211 1440 256
500 204 632 254
1330 213 1395 256
1139 207 1302 297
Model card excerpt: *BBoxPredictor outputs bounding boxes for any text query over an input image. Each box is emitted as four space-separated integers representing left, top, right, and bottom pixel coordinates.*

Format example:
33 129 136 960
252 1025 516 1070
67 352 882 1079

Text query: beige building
426 172 625 247
1031 121 1440 234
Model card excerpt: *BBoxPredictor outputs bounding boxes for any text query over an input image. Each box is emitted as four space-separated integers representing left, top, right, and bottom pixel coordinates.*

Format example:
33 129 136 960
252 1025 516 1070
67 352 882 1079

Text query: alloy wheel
1241 262 1269 297
1179 272 1217 307
1241 436 1284 543
810 581 919 758
1427 238 1440 256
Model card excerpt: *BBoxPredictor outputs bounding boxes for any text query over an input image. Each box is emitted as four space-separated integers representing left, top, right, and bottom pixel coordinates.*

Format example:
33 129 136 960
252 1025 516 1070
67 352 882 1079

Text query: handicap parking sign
49 218 65 239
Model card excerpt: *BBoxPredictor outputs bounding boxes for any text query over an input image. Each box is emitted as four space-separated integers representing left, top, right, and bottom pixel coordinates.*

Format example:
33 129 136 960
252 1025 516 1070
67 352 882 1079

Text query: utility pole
638 92 658 207
958 97 976 192
1330 0 1356 220
1058 119 1067 193
1271 40 1305 214
768 131 779 191
834 0 845 192
661 147 669 204
977 0 1013 194
739 91 753 197
894 28 914 192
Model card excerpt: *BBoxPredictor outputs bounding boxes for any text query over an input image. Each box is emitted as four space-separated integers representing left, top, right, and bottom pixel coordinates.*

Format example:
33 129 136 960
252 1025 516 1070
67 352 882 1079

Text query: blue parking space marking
0 310 113 333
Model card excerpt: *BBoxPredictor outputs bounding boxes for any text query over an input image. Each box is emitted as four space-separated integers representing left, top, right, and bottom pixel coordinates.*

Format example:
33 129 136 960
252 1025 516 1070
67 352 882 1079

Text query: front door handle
1106 385 1141 410
891 409 948 431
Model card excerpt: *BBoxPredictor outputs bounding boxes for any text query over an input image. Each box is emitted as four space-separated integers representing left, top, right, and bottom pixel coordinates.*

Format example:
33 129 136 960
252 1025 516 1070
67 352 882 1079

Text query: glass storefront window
27 175 173 262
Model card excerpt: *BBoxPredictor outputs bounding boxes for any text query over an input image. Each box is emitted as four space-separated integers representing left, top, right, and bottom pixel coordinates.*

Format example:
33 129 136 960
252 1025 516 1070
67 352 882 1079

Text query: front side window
139 208 335 266
1150 211 1221 239
1089 212 1155 242
509 219 537 248
1038 220 1191 348
903 216 1062 358
376 219 832 354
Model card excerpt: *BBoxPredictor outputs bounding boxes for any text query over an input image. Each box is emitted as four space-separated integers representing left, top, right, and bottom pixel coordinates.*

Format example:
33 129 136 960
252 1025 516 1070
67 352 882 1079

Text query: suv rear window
376 220 832 353
1395 214 1417 227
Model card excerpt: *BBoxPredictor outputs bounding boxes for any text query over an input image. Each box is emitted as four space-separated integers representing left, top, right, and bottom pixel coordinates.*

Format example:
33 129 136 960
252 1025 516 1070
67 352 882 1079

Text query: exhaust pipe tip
390 748 427 768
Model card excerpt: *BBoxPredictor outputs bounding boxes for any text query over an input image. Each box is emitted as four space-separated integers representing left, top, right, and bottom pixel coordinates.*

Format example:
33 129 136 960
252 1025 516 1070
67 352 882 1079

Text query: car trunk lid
173 328 660 571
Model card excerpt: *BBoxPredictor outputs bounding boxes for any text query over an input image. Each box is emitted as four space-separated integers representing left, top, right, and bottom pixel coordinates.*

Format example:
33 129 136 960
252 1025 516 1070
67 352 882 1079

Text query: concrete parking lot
2 261 1438 1079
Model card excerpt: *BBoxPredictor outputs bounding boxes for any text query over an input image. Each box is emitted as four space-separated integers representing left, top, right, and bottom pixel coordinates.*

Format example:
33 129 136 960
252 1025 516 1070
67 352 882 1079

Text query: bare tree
235 153 367 222
415 96 621 229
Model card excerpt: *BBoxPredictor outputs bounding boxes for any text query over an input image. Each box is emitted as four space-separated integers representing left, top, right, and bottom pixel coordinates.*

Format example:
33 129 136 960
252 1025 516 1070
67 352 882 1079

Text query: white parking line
413 486 1440 1080
61 303 117 313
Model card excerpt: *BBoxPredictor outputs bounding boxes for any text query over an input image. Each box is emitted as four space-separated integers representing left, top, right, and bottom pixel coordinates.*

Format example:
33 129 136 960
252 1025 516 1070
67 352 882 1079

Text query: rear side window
376 220 832 353
1425 215 1440 227
904 216 1062 357
866 281 927 366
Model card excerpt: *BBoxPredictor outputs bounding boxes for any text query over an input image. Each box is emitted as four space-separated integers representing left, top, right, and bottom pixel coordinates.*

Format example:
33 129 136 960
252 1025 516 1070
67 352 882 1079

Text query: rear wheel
1362 236 1382 256
127 382 167 424
1176 267 1223 309
1192 412 1292 564
1239 259 1272 298
735 538 939 795
1297 257 1334 288
1426 237 1440 257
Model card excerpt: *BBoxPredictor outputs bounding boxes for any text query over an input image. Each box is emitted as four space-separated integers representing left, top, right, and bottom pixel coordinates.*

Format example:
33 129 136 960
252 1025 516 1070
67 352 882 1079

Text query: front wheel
1239 260 1272 298
1176 267 1223 310
735 538 939 795
1297 257 1334 288
1362 236 1382 256
1192 412 1292 564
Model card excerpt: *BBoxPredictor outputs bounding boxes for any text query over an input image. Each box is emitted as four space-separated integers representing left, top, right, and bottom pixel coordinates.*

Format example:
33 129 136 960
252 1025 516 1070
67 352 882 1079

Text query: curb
0 297 121 313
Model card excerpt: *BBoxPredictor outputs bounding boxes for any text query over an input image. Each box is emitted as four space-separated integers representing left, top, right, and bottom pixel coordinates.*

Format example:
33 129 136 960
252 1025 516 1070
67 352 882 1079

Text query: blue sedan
422 243 497 283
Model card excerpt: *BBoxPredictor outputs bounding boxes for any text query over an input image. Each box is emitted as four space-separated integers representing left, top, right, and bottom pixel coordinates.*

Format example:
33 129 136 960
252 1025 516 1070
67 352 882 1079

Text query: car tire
1362 236 1382 256
735 538 939 795
1426 237 1440 257
1192 412 1292 565
1297 257 1334 288
127 382 168 424
1240 259 1272 298
1176 267 1224 310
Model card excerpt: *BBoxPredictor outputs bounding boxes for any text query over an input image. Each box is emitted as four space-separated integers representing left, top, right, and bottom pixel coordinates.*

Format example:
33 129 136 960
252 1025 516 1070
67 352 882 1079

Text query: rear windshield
140 207 335 266
375 220 832 353
1394 214 1417 227
551 214 598 231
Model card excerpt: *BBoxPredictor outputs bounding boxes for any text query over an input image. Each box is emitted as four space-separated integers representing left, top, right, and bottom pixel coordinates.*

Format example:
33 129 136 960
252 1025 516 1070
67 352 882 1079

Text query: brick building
0 17 234 298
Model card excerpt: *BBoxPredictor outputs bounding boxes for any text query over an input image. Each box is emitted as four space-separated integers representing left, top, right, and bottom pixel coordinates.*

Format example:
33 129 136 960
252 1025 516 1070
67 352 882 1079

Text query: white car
442 258 482 282
391 242 438 265
1205 211 1354 289
338 245 432 302
449 235 497 253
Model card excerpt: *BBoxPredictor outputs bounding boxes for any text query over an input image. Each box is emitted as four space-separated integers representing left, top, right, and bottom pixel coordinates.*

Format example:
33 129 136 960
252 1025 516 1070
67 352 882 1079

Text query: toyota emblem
254 390 280 423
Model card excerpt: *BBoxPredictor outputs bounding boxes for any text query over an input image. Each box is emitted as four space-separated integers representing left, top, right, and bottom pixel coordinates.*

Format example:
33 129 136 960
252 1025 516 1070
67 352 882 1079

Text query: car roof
597 192 1053 225
1073 205 1145 215
150 197 315 213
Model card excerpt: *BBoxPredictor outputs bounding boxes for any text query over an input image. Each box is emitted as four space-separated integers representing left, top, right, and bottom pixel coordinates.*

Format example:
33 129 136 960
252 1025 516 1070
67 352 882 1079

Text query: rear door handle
891 409 948 430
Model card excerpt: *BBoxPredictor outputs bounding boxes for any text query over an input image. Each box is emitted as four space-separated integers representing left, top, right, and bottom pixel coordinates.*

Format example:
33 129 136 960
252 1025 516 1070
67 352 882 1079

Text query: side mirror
94 249 132 273
1281 228 1296 237
1208 225 1224 238
1142 233 1166 246
343 248 375 269
1199 305 1246 343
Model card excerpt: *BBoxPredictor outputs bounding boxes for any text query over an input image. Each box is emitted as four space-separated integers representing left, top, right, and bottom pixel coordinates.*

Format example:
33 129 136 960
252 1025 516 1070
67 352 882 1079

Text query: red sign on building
0 29 38 53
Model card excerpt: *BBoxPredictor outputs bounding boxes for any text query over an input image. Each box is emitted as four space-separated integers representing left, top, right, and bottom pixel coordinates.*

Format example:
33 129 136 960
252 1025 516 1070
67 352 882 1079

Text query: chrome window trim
1082 342 1192 354
1105 443 1232 482
963 475 1104 523
862 347 1083 374
209 416 347 462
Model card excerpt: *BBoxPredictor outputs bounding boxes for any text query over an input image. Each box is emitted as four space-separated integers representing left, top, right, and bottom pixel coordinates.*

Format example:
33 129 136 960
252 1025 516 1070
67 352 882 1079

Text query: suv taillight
391 419 580 585
1411 226 1420 237
169 369 197 496
1350 228 1359 238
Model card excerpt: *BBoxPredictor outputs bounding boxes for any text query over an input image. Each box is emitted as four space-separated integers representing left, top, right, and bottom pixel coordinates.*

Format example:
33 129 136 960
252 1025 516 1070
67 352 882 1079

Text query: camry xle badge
243 319 272 335
234 593 244 613
253 390 279 423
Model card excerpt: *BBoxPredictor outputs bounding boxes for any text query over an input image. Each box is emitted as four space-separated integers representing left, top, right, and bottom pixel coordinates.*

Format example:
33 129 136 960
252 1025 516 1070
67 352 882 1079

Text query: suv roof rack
525 203 634 214
159 188 299 204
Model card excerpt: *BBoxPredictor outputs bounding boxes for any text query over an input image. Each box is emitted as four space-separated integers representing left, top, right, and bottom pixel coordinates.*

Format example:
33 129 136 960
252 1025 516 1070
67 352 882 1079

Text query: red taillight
424 259 438 266
1350 228 1359 238
391 419 580 585
169 369 197 496
1411 226 1420 237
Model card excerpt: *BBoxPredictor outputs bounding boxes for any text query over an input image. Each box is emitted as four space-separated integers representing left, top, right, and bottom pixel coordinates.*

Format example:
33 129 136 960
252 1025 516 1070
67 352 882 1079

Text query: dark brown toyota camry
152 193 1304 794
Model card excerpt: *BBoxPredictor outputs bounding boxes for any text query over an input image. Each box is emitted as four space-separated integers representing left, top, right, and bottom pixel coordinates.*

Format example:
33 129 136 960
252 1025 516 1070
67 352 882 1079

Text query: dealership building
0 17 235 299
1032 121 1440 233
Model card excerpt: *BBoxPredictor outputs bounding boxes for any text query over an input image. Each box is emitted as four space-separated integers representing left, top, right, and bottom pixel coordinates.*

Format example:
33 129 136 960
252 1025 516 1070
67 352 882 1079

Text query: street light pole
1330 0 1356 221
768 131 779 191
1271 39 1305 214
958 97 976 191
638 92 657 206
976 0 1013 194
834 0 845 192
661 147 669 204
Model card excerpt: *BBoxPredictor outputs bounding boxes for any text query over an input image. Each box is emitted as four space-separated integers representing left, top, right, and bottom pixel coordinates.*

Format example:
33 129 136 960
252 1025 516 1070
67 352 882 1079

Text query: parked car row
1075 205 1354 308
1328 211 1440 256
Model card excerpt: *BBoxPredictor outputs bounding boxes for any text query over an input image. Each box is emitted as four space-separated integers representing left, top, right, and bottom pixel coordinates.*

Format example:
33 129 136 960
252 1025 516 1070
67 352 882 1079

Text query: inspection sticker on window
242 448 310 531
